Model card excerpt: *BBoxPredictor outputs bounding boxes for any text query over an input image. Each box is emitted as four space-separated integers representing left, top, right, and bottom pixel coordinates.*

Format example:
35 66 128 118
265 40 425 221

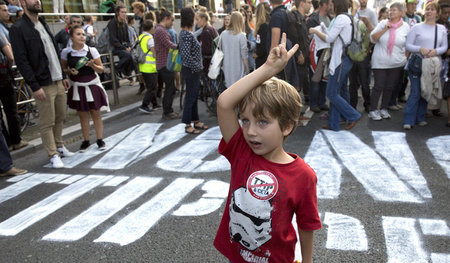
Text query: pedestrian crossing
1 123 449 262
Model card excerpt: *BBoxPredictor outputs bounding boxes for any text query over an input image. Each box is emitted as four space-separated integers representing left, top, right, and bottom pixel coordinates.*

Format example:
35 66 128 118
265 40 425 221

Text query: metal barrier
13 50 125 106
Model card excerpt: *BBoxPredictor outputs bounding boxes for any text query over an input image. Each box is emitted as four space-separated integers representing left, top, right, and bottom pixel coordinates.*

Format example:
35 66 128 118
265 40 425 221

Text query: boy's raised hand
264 33 299 75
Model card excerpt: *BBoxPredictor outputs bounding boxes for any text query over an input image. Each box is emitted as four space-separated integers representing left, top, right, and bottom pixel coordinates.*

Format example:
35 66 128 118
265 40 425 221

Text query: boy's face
240 103 292 162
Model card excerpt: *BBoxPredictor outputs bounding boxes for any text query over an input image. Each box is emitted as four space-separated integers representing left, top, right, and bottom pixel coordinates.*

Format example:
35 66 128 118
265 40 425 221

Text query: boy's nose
246 124 257 136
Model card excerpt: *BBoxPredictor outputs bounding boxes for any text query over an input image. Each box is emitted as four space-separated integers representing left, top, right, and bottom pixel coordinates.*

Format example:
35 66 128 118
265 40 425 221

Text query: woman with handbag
221 11 249 88
368 2 409 121
403 1 448 130
195 11 218 75
179 7 208 134
309 0 361 131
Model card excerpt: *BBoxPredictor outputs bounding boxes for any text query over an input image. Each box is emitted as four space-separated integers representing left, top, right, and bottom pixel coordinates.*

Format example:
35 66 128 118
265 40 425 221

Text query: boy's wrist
259 63 280 79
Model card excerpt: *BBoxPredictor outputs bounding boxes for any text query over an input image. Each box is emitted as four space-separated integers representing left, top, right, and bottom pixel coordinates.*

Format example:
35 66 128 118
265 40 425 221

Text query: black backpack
286 10 303 58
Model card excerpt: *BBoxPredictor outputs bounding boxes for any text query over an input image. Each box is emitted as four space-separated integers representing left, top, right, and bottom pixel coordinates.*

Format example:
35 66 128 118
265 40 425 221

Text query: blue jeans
181 67 200 124
326 56 360 130
309 80 327 107
403 72 427 126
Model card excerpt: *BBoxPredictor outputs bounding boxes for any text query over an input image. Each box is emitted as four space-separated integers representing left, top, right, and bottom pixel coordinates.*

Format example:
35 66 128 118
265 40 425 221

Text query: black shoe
319 105 329 111
163 112 180 120
432 109 443 117
79 140 90 152
97 139 106 150
139 105 152 114
153 104 161 110
310 106 321 113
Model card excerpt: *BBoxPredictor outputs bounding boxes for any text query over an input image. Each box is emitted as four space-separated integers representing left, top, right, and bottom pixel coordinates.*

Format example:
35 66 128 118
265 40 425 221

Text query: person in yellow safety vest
138 19 161 114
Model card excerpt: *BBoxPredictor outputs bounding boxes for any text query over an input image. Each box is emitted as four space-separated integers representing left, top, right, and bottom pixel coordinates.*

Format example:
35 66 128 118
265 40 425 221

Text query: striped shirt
154 24 177 70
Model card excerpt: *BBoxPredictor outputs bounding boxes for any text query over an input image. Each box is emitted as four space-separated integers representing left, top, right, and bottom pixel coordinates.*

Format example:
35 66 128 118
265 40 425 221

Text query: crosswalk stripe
42 177 162 241
129 123 187 166
323 130 423 203
92 123 161 169
0 173 57 205
51 125 138 168
94 177 204 246
372 131 432 198
426 135 450 179
383 216 428 263
0 175 112 236
304 131 342 199
324 212 368 251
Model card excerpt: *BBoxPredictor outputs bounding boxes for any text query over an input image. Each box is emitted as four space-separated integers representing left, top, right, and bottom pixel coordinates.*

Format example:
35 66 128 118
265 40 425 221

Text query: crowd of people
0 0 448 165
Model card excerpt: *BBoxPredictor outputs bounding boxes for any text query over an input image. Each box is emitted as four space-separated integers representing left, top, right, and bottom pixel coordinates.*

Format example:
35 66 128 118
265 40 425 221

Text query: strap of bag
434 25 437 49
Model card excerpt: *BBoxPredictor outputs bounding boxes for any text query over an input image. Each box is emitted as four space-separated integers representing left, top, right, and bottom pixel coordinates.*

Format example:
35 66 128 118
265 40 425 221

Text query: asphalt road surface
0 101 449 263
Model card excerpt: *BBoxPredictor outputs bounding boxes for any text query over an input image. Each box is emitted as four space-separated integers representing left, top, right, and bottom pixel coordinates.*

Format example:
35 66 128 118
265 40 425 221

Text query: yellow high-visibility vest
138 33 157 73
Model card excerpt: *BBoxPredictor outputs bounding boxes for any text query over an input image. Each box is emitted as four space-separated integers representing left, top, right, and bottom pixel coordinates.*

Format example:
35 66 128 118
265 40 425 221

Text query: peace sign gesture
265 33 299 75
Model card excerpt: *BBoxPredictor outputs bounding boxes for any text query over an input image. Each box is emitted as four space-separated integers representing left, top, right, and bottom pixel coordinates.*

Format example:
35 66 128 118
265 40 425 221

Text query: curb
10 101 141 160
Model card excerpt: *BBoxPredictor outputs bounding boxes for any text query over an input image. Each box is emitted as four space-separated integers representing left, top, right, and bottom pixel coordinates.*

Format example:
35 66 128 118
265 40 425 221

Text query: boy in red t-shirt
214 33 322 263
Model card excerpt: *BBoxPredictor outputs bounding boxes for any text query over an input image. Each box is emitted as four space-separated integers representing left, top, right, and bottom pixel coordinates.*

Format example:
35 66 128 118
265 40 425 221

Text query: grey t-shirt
358 8 378 27
319 15 331 27
34 21 62 81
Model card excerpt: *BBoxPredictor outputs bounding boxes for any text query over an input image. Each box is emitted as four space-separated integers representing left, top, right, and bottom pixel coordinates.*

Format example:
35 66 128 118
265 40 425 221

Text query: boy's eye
258 120 268 125
242 119 250 125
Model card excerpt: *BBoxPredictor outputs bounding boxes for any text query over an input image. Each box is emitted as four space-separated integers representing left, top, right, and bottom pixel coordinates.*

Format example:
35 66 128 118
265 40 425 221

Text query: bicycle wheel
203 75 220 116
179 76 185 111
16 87 32 134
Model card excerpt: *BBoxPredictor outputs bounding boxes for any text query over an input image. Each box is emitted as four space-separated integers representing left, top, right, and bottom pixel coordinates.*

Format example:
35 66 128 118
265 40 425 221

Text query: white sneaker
57 145 75 157
368 110 382 121
50 154 64 168
403 124 412 130
379 109 391 119
418 121 428 126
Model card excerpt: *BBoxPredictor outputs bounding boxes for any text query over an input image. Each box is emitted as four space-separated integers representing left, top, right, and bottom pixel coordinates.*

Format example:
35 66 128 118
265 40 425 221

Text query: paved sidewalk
11 81 145 159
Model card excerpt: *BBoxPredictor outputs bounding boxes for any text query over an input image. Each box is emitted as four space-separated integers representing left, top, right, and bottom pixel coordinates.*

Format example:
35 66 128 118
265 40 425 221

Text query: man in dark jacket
108 4 133 77
10 0 74 168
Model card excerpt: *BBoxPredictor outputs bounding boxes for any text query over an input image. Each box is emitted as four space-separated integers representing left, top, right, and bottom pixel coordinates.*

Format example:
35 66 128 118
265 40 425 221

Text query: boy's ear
282 122 295 137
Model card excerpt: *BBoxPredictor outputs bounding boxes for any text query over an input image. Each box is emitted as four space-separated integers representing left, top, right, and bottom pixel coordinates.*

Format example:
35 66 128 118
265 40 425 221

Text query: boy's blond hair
238 77 302 136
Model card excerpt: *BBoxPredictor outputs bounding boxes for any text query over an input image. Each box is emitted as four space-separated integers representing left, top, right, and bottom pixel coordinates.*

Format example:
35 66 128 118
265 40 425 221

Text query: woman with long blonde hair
220 11 249 88
254 2 271 68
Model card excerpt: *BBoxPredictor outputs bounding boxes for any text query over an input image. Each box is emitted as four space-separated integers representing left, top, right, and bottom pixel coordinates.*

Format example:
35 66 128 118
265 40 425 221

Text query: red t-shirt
214 128 322 263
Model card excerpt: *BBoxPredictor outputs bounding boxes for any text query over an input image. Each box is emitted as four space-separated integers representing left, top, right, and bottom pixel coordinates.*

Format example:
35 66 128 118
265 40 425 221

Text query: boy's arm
299 229 314 263
216 33 298 143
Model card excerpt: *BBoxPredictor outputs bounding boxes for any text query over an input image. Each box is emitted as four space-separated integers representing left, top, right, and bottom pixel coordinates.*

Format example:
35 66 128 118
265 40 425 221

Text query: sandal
194 121 208 130
185 125 200 134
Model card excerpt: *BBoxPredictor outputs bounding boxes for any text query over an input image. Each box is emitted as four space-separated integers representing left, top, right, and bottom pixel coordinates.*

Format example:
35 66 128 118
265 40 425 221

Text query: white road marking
173 180 229 216
431 253 450 263
102 176 129 187
372 131 432 198
129 123 187 166
0 173 57 205
42 177 162 241
6 172 34 182
92 123 161 169
45 125 139 168
44 174 72 184
323 212 368 251
426 135 450 179
323 130 423 203
0 175 111 236
157 140 221 172
94 178 204 246
304 131 342 199
59 174 85 184
383 216 428 263
419 218 450 236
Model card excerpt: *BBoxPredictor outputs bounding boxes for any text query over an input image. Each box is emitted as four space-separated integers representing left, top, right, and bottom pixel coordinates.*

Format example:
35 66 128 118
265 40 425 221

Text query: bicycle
14 76 39 133
199 69 226 116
